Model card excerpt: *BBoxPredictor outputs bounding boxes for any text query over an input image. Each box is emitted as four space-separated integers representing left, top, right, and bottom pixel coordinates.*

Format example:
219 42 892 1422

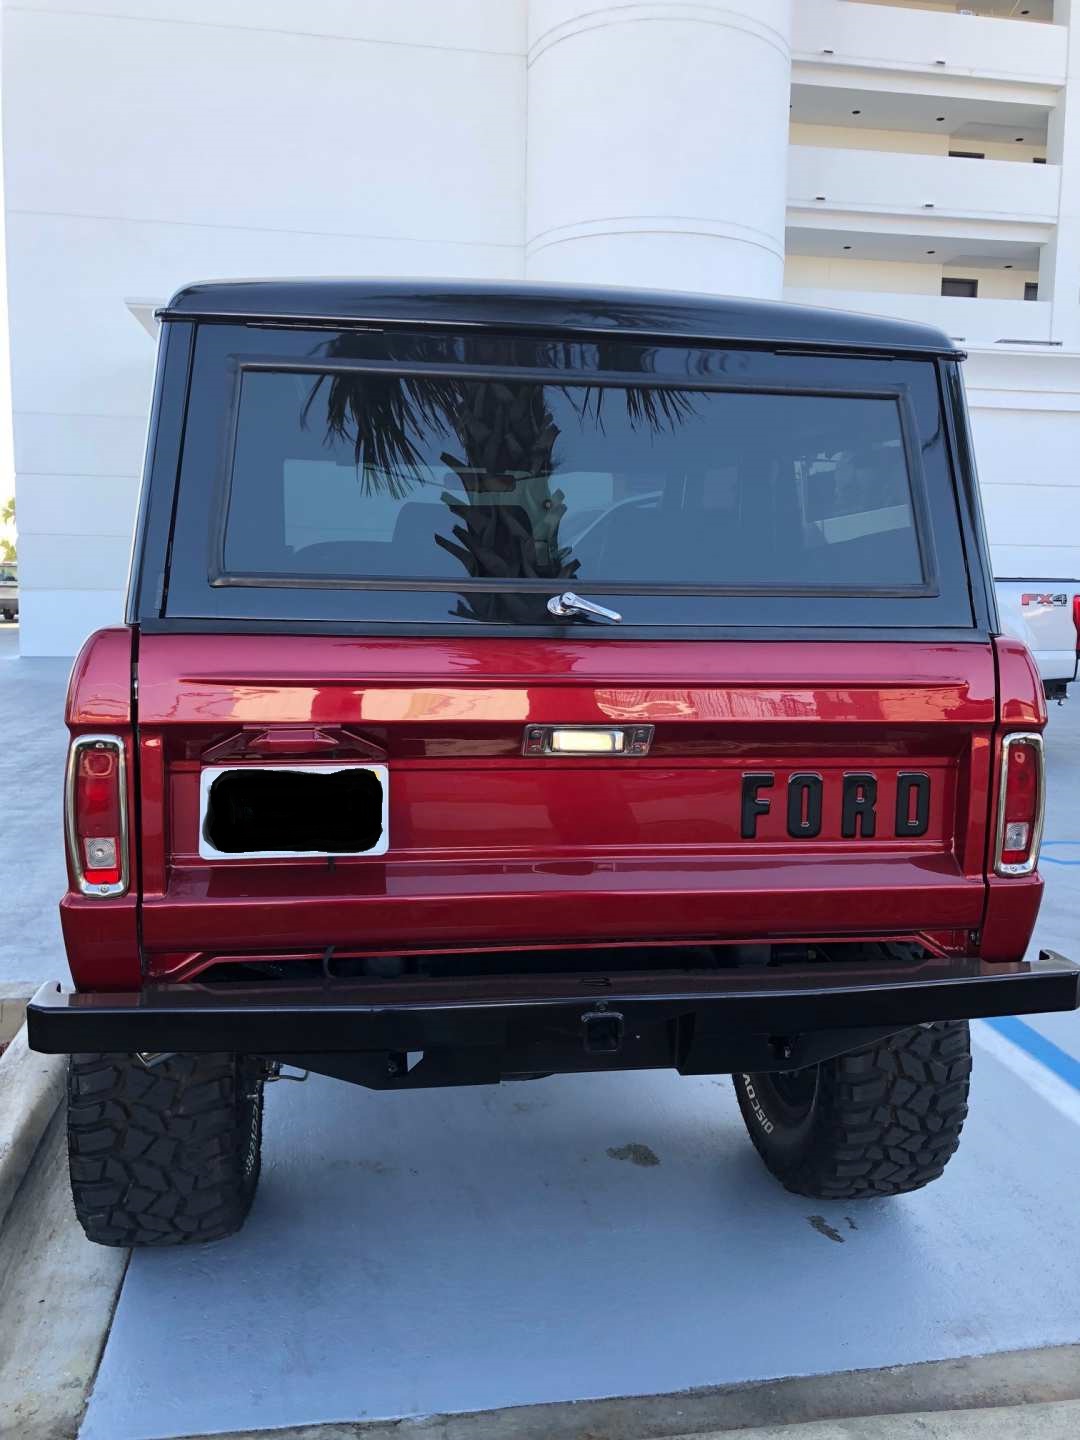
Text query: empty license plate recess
198 764 389 860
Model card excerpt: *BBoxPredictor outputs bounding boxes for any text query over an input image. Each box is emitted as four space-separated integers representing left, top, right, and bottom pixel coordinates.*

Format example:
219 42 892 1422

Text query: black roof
160 278 959 358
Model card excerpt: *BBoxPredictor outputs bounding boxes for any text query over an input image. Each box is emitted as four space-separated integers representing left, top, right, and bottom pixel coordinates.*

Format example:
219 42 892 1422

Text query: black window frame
130 321 988 640
210 356 940 603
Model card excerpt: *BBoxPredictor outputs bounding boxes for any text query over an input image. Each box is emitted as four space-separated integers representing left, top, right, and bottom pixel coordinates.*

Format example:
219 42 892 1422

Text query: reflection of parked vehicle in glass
0 561 17 622
564 489 660 549
26 279 1080 1248
797 439 913 549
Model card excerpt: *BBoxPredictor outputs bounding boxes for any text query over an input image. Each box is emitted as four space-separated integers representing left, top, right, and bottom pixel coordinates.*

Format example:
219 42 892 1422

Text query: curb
0 993 65 1230
172 1399 1080 1440
664 1398 1080 1439
0 1106 130 1440
167 1345 1080 1440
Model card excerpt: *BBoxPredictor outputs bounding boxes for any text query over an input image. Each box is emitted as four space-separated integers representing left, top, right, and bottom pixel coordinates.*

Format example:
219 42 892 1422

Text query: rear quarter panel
981 636 1046 961
63 627 139 989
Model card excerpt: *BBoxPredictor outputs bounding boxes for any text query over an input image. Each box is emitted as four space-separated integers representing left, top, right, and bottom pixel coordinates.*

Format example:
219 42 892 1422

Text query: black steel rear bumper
26 950 1080 1088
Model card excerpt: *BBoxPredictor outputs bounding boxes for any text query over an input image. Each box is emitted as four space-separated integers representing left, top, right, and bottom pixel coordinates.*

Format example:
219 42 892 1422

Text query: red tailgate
133 634 997 979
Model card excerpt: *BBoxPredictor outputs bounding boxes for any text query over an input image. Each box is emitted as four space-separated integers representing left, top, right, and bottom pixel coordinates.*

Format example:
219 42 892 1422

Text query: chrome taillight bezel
994 731 1045 878
65 733 129 898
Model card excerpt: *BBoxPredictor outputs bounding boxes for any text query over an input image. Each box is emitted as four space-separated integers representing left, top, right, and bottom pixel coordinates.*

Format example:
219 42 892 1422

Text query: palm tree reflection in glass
302 347 696 624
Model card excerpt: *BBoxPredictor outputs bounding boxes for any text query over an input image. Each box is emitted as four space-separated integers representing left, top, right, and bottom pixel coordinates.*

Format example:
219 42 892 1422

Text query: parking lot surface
80 1025 1080 1440
1 630 1078 1439
0 627 68 985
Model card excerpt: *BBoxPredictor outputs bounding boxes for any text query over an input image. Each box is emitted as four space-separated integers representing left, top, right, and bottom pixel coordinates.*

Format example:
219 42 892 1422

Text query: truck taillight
65 734 128 896
1073 595 1080 654
995 732 1044 877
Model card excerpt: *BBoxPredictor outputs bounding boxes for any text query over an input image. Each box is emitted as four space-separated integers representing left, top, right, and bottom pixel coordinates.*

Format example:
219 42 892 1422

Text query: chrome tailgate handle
547 591 622 623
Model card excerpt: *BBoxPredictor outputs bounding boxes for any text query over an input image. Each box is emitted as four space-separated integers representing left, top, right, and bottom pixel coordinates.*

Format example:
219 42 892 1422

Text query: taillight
995 732 1044 876
65 734 128 896
1073 595 1080 654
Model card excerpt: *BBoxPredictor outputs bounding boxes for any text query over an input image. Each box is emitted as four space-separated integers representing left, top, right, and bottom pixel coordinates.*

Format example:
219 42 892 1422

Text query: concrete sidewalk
171 1406 1080 1440
0 1114 127 1440
702 1406 1080 1439
169 1383 1080 1440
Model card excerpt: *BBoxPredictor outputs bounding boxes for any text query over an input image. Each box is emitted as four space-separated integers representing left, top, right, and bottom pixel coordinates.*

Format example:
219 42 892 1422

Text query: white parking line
973 1020 1080 1128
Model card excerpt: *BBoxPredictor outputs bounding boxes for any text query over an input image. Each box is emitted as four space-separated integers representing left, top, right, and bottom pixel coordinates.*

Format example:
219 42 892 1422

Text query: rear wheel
67 1051 264 1246
733 1021 971 1199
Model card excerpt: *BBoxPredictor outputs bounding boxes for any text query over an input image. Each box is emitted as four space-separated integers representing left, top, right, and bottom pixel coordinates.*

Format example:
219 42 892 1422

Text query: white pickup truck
996 579 1080 701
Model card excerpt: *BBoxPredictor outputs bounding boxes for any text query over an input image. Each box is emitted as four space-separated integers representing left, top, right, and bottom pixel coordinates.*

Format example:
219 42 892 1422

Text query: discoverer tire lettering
732 1021 971 1199
739 1074 775 1134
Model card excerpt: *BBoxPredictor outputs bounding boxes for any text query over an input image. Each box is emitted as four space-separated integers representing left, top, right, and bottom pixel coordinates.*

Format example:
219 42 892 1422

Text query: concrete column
525 0 793 297
1046 0 1080 347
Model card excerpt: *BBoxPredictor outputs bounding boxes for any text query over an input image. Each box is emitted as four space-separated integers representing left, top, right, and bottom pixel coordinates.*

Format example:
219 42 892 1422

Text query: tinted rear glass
155 324 978 632
221 370 926 593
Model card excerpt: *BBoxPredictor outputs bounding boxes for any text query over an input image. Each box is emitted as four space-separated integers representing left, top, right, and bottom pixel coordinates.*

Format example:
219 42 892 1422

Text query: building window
1025 282 1039 301
948 150 985 160
941 278 978 298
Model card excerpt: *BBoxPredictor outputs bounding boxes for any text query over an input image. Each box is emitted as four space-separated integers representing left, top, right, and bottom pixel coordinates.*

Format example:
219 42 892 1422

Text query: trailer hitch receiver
583 1007 624 1054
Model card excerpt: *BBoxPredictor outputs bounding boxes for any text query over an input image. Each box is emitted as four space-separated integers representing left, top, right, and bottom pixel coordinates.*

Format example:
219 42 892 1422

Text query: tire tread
67 1052 263 1247
735 1021 971 1200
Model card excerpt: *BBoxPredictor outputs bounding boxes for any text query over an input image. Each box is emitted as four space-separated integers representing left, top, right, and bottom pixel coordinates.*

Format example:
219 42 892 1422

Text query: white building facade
3 0 1079 653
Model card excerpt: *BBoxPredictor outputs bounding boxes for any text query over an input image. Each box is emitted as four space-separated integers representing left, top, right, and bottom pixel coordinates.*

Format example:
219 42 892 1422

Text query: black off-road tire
67 1051 264 1246
733 1021 971 1199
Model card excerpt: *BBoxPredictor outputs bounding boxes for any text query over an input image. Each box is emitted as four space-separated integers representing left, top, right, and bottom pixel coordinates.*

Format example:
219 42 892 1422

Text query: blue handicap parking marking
985 1015 1080 1094
1036 839 1080 865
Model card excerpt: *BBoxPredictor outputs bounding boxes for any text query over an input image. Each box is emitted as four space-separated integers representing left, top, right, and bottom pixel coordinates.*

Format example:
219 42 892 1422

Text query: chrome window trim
65 734 130 898
994 731 1045 878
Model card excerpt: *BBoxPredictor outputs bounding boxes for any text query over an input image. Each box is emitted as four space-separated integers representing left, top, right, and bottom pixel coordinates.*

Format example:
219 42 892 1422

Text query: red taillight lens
67 735 127 894
996 733 1044 875
1073 595 1080 654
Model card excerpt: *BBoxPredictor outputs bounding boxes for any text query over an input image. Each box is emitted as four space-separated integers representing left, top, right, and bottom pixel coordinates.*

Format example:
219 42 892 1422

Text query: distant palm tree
0 497 14 563
303 337 695 622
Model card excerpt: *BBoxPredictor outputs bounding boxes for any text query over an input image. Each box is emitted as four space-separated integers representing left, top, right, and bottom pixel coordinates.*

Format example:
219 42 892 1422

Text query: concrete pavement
77 1015 1080 1440
0 625 69 985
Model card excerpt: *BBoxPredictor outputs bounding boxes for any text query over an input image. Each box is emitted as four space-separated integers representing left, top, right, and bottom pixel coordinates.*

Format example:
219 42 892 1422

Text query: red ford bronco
28 280 1080 1246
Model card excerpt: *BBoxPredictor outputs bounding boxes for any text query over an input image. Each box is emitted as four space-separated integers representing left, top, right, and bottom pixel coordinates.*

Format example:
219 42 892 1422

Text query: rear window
221 370 928 593
154 324 978 633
